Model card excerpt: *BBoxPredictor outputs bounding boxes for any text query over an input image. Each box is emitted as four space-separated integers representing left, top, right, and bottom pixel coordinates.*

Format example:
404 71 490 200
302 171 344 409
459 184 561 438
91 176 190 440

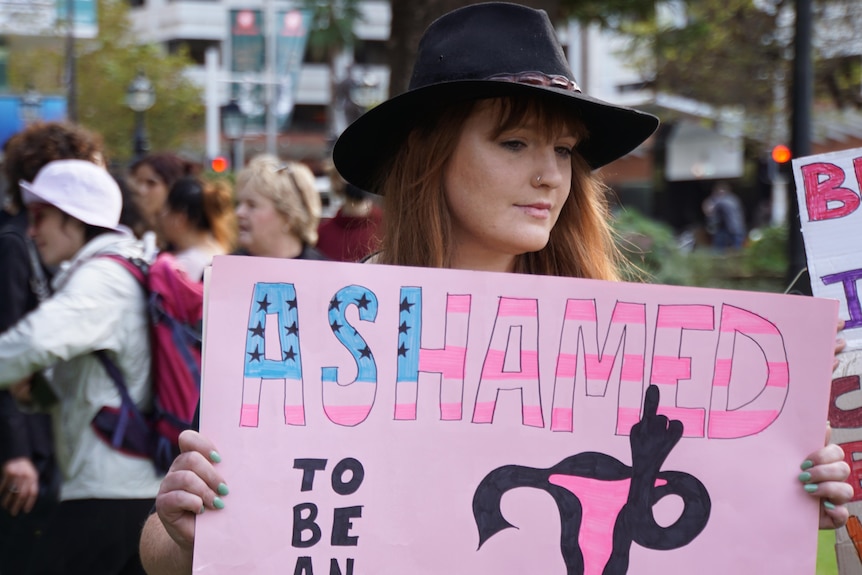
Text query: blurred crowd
0 120 383 574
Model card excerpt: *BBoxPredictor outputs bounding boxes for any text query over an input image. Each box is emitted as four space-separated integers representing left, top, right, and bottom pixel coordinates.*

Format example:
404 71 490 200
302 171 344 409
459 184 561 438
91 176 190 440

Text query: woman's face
27 203 85 267
235 184 291 257
442 101 576 272
131 163 169 223
158 207 184 246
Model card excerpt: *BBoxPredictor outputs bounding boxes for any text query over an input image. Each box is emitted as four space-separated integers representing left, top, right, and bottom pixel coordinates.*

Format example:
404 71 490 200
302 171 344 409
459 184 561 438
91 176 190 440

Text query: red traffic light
211 156 229 173
771 144 792 164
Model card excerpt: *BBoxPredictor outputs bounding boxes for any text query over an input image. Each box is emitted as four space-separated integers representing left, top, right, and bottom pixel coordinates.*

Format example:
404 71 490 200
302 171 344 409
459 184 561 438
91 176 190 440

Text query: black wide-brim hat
333 2 659 193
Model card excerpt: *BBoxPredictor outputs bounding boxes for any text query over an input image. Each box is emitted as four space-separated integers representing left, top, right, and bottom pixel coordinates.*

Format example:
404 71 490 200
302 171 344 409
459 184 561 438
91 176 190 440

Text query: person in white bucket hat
0 158 160 573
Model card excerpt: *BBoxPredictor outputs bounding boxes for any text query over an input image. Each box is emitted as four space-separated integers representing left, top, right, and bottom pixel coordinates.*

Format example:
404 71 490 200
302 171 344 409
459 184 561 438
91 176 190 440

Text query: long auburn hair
375 96 625 281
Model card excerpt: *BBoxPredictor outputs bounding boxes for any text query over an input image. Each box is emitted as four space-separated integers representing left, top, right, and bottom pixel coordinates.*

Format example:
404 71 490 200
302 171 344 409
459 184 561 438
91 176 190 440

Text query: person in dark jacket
0 120 104 573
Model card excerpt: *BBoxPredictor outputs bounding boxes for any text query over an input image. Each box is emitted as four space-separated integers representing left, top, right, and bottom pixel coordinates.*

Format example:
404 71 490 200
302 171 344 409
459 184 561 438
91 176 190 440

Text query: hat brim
20 180 46 207
334 80 659 193
20 179 126 233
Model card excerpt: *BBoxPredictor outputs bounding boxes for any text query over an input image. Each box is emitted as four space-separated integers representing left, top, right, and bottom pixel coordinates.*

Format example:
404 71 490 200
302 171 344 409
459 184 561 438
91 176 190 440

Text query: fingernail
213 497 225 509
210 451 222 463
824 500 837 510
800 460 814 470
798 472 812 483
199 505 206 515
217 483 230 496
804 484 818 493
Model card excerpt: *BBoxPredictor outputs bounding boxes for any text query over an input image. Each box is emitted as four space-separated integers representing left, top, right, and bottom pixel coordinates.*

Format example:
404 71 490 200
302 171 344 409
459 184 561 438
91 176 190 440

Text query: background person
129 152 199 251
233 154 326 261
702 181 746 250
0 159 161 574
316 172 382 262
158 176 236 282
0 121 105 574
139 4 852 574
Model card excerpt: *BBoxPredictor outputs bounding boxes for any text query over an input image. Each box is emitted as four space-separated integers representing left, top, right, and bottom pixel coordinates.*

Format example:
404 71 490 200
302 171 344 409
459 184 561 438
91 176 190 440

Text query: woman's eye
555 146 574 158
501 140 526 151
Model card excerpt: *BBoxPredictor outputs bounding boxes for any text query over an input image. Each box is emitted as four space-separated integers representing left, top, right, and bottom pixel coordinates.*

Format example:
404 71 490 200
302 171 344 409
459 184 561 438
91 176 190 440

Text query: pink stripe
446 294 471 313
284 405 305 425
766 362 789 387
612 303 645 324
394 403 416 420
240 404 259 427
498 298 538 317
585 354 614 381
440 402 462 420
481 350 539 379
712 358 732 387
650 356 691 384
708 409 780 438
473 401 495 423
548 475 631 574
419 347 467 379
555 353 577 378
720 306 780 334
522 405 543 427
656 305 714 330
565 300 597 321
323 404 372 426
656 406 705 437
620 354 644 382
551 407 573 431
616 407 640 434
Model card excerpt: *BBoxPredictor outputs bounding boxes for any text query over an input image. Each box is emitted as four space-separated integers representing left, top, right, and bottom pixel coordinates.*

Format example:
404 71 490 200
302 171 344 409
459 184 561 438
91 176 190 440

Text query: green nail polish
213 497 225 509
800 460 814 470
824 500 836 510
199 505 205 515
218 483 230 496
798 472 812 483
210 451 222 463
804 484 818 493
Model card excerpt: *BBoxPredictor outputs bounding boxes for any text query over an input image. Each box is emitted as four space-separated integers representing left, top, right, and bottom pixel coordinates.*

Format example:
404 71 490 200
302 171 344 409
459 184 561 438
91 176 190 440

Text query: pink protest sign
792 146 862 350
194 255 838 574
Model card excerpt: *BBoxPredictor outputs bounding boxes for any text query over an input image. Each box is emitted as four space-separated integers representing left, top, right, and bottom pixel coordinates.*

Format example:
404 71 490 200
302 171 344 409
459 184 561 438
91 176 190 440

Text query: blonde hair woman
234 155 325 260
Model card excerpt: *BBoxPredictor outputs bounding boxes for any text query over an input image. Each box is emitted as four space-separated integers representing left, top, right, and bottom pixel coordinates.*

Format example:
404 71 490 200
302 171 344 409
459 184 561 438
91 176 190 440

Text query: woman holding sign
139 3 853 573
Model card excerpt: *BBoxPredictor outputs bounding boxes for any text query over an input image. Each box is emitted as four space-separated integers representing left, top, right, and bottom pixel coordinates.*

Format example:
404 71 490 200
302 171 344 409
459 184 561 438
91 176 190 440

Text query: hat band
485 71 581 93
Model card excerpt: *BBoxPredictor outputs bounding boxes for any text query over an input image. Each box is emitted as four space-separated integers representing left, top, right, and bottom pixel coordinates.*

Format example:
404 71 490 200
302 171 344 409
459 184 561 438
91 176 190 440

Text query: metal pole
65 0 77 122
265 0 277 156
133 110 148 162
787 0 812 286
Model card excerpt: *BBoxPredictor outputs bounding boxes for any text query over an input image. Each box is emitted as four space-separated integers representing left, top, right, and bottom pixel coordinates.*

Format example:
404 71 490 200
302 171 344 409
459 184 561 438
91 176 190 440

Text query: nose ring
535 175 542 185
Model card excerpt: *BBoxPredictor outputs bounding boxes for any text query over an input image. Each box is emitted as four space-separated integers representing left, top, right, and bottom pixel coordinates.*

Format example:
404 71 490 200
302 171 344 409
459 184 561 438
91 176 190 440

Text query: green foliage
301 0 363 59
559 0 657 27
6 0 204 164
613 208 789 293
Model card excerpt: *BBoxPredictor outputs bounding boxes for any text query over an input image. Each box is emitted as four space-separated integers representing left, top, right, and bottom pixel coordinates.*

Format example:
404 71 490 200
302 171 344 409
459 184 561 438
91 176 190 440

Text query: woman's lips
516 202 552 219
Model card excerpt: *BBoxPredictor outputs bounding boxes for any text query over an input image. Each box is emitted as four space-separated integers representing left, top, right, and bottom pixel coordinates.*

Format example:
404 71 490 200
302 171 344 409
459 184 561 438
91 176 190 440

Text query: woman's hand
0 457 39 516
154 430 229 550
800 425 853 529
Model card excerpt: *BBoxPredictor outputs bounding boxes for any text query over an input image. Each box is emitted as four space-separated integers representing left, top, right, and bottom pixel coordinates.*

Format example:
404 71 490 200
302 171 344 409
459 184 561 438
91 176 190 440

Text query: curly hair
3 122 104 210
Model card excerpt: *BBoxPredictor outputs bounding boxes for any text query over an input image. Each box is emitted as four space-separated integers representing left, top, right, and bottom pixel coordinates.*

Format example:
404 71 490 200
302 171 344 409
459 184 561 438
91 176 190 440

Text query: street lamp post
220 99 246 172
126 70 156 163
